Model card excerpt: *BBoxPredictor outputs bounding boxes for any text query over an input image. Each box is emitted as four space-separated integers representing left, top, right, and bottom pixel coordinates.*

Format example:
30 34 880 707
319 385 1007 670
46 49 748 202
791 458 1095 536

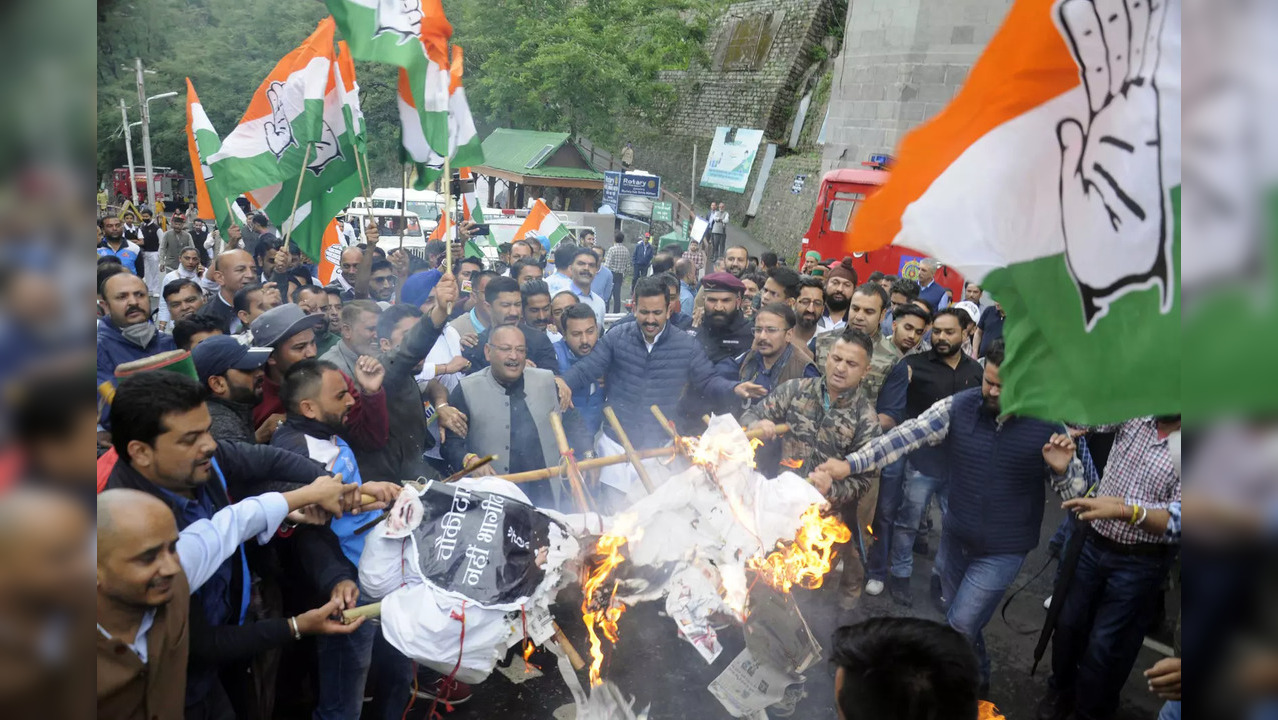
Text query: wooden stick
282 143 312 248
441 454 496 483
399 164 408 251
552 621 587 670
548 412 594 513
649 405 681 446
603 406 655 494
443 154 452 271
342 602 382 621
495 424 791 484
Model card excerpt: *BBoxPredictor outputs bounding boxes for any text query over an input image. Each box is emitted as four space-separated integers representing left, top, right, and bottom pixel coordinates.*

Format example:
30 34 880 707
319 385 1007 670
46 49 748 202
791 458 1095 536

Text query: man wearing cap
801 251 822 275
817 258 859 336
251 304 390 455
192 335 278 445
158 213 195 276
950 300 981 357
690 272 754 365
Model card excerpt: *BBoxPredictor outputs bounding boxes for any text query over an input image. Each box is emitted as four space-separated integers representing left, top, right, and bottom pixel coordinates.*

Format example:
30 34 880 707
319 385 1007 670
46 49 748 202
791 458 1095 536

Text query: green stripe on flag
980 185 1181 425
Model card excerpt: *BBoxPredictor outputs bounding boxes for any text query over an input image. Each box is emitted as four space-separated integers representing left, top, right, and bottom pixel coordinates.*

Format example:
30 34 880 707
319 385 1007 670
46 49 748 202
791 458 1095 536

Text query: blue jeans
890 462 947 579
1048 534 1175 720
867 458 905 581
315 615 413 720
1158 701 1180 720
936 527 1027 685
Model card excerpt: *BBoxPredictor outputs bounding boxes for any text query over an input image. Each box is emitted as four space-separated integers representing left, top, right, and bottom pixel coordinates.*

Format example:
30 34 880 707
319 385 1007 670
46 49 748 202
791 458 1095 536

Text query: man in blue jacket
561 277 765 503
554 303 605 443
813 342 1084 693
97 271 176 427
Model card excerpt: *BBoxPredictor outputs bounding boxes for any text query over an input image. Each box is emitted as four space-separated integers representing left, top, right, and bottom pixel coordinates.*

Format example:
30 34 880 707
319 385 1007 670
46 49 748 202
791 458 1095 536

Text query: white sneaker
1043 594 1053 609
865 579 885 596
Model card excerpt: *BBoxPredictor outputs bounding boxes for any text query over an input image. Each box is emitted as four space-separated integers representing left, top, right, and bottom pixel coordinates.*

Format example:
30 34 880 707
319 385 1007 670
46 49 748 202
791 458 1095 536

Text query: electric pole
136 58 157 211
120 99 138 206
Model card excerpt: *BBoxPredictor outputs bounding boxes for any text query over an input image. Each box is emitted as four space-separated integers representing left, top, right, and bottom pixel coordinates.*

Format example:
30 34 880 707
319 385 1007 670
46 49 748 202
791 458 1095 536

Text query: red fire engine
111 167 195 206
798 159 965 301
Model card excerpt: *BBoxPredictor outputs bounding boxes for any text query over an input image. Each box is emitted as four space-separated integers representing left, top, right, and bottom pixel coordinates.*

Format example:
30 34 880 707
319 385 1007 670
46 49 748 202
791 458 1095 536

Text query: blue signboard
602 171 622 207
619 173 661 199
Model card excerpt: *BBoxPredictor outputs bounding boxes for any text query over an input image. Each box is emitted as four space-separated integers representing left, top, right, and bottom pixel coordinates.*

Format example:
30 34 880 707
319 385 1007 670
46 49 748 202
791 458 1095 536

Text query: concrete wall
820 0 1012 172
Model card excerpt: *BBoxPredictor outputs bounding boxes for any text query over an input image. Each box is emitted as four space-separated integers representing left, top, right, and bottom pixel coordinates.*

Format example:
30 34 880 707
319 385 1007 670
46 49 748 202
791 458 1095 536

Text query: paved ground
406 500 1171 719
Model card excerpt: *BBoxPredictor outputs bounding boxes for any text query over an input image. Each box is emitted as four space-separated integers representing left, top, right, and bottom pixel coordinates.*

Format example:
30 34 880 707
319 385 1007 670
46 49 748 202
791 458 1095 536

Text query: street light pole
135 58 156 211
120 99 138 206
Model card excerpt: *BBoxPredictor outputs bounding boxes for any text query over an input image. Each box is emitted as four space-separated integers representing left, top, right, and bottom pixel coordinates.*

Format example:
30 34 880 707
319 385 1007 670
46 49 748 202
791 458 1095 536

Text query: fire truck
798 157 965 300
111 167 195 206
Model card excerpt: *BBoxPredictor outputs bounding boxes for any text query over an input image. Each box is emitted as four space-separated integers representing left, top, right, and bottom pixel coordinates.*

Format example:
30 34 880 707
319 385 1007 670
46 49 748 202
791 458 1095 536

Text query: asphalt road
405 499 1172 719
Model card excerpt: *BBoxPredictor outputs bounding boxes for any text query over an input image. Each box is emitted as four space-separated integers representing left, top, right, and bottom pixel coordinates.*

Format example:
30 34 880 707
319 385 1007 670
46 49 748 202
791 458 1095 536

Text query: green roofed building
474 129 605 209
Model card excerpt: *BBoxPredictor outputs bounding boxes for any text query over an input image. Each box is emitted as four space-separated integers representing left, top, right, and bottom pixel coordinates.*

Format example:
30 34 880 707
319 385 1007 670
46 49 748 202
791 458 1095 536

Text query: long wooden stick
603 406 655 493
343 602 382 621
399 164 408 251
548 412 593 514
282 143 312 249
443 154 453 271
650 405 681 445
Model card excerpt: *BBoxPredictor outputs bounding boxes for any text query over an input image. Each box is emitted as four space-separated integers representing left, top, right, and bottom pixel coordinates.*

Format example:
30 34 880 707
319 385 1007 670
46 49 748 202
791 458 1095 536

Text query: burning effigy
352 412 849 718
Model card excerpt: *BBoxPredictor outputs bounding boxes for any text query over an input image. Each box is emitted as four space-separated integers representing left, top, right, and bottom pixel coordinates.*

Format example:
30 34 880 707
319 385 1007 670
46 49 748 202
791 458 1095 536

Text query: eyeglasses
796 298 823 307
753 326 785 335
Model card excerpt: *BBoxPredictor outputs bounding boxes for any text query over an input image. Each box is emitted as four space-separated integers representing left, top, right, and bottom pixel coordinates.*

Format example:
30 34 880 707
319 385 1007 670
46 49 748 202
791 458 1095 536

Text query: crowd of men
94 205 1180 720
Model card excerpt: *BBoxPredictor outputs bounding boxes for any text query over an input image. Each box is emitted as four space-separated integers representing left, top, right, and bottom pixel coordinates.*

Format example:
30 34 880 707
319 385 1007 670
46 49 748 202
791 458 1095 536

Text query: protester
293 285 340 355
198 249 258 333
793 276 825 349
589 246 613 314
691 272 754 364
232 282 281 336
1039 415 1181 720
511 257 544 287
192 335 275 445
830 617 1005 720
271 359 420 716
102 372 382 718
96 480 365 720
449 270 496 339
745 328 880 611
320 300 382 379
603 232 630 312
819 258 859 335
814 342 1083 691
682 240 707 277
801 251 821 275
462 276 560 373
553 303 604 441
521 279 556 340
546 245 606 327
631 233 654 296
550 290 580 336
97 272 177 425
97 215 143 274
172 315 225 352
160 278 206 332
675 259 698 314
974 301 1005 359
722 245 749 279
719 302 819 417
814 282 890 370
443 324 591 507
761 266 801 310
366 259 398 303
916 258 951 310
158 214 195 276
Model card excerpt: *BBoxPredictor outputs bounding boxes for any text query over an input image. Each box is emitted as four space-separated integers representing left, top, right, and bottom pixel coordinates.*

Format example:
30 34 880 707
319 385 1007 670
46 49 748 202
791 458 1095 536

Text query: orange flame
522 639 538 672
687 432 764 469
581 534 630 686
747 505 852 593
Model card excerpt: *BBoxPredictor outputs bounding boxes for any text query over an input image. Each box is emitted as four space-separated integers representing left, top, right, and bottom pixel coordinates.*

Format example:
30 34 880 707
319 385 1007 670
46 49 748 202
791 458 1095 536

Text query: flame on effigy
746 505 852 593
582 533 632 686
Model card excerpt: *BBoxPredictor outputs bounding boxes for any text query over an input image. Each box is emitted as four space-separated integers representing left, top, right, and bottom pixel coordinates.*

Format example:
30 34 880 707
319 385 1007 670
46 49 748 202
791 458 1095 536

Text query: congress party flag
846 0 1180 424
514 199 572 248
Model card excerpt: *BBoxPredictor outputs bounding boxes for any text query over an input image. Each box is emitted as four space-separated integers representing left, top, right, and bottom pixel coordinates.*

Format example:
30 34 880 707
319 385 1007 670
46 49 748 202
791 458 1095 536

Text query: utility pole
136 58 157 211
691 142 697 211
120 99 138 206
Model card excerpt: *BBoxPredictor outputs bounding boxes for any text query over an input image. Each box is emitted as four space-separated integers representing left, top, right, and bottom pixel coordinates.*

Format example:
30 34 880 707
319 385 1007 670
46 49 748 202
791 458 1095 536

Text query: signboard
681 218 690 239
602 171 622 207
620 172 661 199
791 175 807 194
699 127 765 193
651 201 673 222
690 216 709 241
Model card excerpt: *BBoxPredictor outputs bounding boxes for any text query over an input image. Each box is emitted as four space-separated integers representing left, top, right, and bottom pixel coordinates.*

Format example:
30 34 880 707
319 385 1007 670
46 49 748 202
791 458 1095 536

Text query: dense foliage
97 0 712 186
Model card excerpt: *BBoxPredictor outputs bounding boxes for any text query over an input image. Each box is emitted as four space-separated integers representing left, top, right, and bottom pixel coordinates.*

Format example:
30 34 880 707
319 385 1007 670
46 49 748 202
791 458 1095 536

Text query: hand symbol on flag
1055 0 1173 329
374 0 423 44
264 83 297 160
307 121 344 175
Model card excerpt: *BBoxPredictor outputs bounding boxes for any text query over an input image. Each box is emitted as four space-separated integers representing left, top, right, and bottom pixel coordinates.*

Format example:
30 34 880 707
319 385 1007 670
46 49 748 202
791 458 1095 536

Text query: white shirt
643 325 666 353
416 326 466 461
814 313 846 336
96 492 289 663
157 266 219 327
548 273 606 328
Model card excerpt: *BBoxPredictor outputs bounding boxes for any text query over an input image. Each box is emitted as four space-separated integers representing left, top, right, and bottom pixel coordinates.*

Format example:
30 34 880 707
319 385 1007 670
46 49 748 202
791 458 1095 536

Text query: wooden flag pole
443 154 453 272
282 143 313 249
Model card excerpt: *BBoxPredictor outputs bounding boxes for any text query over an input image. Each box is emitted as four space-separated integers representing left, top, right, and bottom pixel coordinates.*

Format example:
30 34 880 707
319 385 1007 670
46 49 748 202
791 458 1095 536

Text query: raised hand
353 356 385 394
1055 0 1172 327
1042 432 1077 475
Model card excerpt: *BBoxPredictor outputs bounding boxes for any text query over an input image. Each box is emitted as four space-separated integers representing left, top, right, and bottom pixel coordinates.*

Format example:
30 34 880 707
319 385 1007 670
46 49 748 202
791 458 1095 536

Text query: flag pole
443 154 452 272
399 164 408 251
223 198 239 253
282 143 313 250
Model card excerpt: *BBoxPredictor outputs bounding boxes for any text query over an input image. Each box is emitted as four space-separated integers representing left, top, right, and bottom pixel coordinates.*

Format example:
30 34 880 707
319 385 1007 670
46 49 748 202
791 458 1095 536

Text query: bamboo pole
343 602 382 621
548 412 594 514
399 165 408 251
603 406 655 493
494 424 791 484
281 143 313 249
443 154 452 272
649 405 681 446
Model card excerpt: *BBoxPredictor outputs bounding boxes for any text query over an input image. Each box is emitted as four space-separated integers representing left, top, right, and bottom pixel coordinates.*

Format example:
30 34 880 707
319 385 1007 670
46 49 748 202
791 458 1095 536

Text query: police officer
691 272 754 364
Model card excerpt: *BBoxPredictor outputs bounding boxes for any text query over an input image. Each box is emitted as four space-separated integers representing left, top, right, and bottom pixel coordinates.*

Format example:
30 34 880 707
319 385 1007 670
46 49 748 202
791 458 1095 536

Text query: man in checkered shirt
602 232 631 313
1037 414 1181 720
681 239 706 278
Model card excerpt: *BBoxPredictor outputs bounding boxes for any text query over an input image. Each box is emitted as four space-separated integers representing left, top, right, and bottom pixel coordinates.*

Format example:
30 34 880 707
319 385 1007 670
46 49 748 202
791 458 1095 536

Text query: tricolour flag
846 0 1180 424
396 0 452 167
248 54 365 262
317 219 343 285
336 41 367 155
206 17 337 199
407 45 484 186
514 199 572 248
